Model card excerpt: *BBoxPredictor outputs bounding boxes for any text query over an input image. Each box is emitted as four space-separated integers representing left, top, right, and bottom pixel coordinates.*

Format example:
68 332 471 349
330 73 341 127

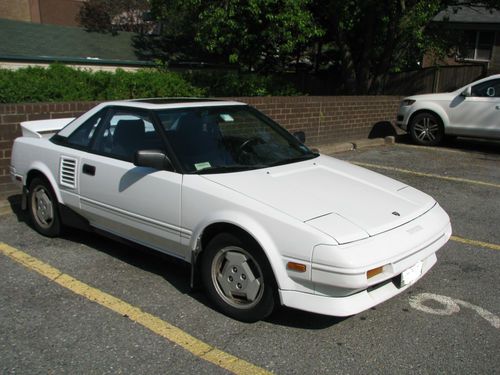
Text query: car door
78 107 185 258
448 78 500 138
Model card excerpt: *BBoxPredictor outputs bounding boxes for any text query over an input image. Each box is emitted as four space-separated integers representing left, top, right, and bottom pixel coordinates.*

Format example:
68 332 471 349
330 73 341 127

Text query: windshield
155 106 317 173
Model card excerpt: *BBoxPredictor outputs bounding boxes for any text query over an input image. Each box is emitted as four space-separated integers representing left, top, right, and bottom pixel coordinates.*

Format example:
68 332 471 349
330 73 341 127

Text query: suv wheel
409 112 444 146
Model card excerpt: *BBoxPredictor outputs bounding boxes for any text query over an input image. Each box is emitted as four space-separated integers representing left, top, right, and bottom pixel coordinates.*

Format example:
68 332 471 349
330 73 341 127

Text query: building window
461 30 495 61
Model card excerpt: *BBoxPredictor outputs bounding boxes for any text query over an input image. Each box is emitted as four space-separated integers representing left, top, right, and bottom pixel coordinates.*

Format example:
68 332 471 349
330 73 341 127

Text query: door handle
82 164 96 176
496 105 500 110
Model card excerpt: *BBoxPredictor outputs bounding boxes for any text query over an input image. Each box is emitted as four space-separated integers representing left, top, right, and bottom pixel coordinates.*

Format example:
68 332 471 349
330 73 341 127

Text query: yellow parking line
0 243 271 375
451 236 500 251
353 161 500 189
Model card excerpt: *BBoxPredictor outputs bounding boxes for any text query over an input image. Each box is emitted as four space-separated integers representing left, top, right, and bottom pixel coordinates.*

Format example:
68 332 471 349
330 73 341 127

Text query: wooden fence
286 64 488 96
382 64 487 95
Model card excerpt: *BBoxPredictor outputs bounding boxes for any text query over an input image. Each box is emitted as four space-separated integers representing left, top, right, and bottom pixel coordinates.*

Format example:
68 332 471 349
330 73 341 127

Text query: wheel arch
25 162 62 203
200 222 259 252
190 217 287 292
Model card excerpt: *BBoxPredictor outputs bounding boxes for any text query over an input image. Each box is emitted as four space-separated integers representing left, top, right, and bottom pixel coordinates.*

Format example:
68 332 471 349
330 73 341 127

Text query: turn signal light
367 266 383 279
287 262 307 273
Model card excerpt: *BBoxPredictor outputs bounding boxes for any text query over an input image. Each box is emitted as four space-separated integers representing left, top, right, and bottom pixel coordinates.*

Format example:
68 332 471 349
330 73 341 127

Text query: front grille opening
367 278 393 293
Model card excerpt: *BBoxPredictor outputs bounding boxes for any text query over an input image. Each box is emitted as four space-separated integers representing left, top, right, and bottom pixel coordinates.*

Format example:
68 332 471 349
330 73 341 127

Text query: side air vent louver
59 156 77 189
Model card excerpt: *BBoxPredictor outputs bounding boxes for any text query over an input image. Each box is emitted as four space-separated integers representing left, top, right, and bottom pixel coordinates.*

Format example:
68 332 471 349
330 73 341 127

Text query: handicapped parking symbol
409 293 500 329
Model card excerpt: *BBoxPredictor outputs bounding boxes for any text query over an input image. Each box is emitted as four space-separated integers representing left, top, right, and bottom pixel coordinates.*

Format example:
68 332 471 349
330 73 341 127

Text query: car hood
202 155 435 244
406 92 456 101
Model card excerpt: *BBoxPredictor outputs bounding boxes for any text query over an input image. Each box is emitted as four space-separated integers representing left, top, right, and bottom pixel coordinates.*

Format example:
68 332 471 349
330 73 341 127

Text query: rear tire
28 177 62 237
201 233 276 322
409 112 444 146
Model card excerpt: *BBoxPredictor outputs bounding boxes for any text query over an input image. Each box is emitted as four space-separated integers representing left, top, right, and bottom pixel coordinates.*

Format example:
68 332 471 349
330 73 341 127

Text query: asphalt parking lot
1 137 499 374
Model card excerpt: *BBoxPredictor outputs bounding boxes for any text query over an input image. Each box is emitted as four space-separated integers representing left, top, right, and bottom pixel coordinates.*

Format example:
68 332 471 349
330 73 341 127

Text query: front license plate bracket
395 261 423 288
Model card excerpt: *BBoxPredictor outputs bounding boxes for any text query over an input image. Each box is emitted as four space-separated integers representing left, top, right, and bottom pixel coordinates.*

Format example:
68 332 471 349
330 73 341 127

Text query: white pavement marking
409 292 500 329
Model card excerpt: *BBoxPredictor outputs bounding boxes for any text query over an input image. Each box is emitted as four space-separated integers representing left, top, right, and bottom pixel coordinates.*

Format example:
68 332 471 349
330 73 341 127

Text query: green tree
147 0 210 63
310 0 497 93
195 0 322 71
118 0 499 93
310 1 447 93
150 0 322 71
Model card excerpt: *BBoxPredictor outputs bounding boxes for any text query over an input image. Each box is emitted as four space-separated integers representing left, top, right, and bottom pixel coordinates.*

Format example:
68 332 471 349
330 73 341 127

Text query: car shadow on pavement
7 192 193 293
6 194 346 328
266 306 347 329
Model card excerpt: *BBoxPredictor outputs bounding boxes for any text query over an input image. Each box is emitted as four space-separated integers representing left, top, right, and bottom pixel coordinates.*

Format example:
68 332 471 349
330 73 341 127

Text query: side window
93 110 164 162
66 111 104 148
471 79 500 98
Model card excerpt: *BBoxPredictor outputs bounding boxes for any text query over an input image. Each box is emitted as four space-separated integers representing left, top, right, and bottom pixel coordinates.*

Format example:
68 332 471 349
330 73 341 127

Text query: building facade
0 0 84 26
423 6 500 74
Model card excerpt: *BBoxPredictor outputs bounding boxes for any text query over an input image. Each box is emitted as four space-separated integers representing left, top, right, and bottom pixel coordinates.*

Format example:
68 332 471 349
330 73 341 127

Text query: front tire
28 177 62 237
201 233 276 322
409 112 444 146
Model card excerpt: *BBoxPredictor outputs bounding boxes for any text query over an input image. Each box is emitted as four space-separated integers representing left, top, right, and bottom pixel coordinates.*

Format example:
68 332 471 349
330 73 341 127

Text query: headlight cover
401 99 416 106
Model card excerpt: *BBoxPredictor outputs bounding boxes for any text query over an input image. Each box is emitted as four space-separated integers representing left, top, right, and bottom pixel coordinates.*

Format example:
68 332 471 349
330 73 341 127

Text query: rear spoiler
20 118 75 138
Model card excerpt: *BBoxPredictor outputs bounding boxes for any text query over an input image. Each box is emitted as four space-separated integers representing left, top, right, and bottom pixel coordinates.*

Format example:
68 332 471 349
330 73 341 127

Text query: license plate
400 261 423 287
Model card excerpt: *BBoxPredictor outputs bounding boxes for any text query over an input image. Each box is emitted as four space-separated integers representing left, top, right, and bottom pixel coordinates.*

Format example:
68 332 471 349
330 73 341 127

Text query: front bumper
279 203 452 316
280 248 438 317
396 105 412 131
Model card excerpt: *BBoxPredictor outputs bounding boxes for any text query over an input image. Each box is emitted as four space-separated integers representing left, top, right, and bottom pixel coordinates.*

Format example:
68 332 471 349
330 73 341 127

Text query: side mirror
293 131 306 143
461 86 471 97
134 150 174 171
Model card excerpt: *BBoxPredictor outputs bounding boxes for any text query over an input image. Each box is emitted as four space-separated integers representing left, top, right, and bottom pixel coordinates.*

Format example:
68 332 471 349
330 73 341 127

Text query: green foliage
183 71 301 96
196 0 322 69
150 0 323 71
0 64 300 103
0 64 204 103
310 0 483 93
147 0 494 94
388 1 445 72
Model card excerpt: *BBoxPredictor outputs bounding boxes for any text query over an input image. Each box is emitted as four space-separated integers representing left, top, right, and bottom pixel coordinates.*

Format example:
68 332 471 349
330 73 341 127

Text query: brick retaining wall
0 96 401 198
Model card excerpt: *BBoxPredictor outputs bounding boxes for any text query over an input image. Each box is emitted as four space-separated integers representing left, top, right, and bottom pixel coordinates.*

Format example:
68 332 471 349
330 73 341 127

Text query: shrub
0 64 301 103
182 70 301 97
0 64 204 103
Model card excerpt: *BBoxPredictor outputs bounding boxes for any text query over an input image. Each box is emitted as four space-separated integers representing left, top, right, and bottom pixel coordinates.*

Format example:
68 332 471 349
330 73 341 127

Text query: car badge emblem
392 211 401 216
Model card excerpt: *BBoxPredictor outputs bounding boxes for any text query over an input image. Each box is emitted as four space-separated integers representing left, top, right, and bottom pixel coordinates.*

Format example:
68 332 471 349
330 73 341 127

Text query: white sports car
397 74 500 146
10 99 451 321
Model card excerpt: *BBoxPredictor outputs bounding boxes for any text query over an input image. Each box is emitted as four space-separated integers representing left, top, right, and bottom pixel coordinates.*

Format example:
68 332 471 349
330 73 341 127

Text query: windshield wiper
195 164 265 174
266 153 319 167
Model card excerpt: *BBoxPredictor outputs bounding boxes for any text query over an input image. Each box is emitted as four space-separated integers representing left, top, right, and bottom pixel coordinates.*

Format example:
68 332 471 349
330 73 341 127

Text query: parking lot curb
316 136 394 154
316 142 355 154
0 202 12 217
384 136 396 145
353 138 385 149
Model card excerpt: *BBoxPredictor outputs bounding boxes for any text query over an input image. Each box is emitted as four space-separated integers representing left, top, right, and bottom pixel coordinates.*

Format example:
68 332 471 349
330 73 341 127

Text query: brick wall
0 96 401 198
239 96 400 145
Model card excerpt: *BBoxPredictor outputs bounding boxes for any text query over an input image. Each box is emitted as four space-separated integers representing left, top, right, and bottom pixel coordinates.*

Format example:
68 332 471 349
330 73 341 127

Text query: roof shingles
433 6 500 24
0 18 148 64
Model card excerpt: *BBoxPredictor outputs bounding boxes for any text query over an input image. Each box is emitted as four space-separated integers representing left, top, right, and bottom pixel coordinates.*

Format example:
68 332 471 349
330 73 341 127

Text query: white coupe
10 99 451 321
397 74 500 146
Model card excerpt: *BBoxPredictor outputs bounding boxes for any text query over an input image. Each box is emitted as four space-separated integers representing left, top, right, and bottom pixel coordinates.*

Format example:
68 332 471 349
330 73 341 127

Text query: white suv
397 74 500 146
